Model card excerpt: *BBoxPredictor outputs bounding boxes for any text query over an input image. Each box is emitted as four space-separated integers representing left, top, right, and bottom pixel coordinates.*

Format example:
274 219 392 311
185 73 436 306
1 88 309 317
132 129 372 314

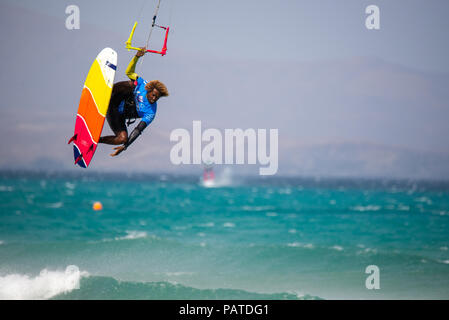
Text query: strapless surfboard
68 48 117 168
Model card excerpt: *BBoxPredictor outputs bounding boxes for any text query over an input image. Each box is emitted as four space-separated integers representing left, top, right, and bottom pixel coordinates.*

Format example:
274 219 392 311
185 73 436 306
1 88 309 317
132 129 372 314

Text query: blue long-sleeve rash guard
119 77 157 150
118 76 157 125
133 77 157 125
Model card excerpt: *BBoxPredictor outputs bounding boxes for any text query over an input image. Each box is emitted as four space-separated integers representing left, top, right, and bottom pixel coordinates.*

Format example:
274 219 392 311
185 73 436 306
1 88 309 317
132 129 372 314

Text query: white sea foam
96 231 152 243
414 197 432 205
352 205 381 212
0 186 14 192
287 290 307 299
279 188 292 195
266 212 278 217
199 222 215 228
331 245 344 251
288 229 297 234
440 246 448 251
0 240 4 245
115 231 148 241
242 206 275 212
162 272 195 277
440 260 449 265
65 182 75 190
287 242 314 249
357 248 378 255
173 225 189 230
46 202 63 209
26 195 34 204
0 265 87 300
223 222 235 228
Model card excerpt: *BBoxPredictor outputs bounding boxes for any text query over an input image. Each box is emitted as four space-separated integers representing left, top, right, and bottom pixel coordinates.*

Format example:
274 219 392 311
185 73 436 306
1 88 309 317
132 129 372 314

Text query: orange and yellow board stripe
72 48 117 168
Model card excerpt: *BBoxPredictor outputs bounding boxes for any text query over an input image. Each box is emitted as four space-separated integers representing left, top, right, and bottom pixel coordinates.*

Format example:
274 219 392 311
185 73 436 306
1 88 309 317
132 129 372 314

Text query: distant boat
202 162 215 187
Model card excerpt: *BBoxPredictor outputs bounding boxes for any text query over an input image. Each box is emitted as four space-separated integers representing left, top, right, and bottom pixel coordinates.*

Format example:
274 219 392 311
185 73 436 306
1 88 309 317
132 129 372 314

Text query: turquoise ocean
0 170 449 300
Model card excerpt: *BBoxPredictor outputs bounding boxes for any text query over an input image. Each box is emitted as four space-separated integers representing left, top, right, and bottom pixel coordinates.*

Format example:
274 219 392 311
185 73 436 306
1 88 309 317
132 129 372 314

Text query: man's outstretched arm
124 121 147 150
109 121 147 157
125 47 146 81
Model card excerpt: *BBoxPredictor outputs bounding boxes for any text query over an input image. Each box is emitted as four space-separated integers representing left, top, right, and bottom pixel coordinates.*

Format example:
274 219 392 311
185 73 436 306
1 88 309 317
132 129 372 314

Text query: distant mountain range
0 3 448 180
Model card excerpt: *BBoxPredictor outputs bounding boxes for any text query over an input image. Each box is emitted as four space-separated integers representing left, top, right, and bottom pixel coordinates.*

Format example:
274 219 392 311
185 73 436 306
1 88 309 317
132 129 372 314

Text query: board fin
86 143 95 155
74 144 93 165
74 153 83 165
68 134 77 144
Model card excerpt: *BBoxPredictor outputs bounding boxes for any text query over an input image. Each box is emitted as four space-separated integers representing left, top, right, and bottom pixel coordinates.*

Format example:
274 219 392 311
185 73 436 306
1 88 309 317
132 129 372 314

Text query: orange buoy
92 201 103 211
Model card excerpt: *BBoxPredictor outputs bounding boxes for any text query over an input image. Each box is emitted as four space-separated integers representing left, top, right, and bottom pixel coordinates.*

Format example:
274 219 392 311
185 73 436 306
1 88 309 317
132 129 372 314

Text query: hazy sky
1 0 448 178
6 0 449 73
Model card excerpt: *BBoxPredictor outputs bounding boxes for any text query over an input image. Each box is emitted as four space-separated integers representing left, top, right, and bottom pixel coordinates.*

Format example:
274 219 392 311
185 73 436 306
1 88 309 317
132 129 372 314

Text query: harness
123 95 139 126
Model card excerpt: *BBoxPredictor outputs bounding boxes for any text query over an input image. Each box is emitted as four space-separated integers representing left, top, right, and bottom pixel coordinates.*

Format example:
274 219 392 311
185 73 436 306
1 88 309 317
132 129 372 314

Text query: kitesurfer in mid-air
99 47 169 156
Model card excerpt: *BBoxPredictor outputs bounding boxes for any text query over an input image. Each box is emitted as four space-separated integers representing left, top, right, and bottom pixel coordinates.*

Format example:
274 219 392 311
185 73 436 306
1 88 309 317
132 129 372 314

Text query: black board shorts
106 102 127 134
106 80 139 135
106 96 139 134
